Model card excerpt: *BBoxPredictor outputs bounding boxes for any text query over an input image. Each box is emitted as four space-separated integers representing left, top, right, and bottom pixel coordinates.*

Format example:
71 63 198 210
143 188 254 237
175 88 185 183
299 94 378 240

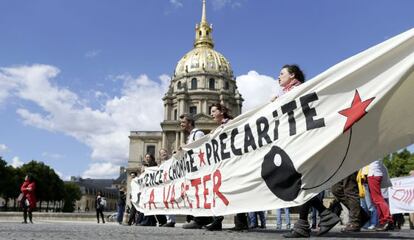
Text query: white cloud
169 0 183 8
55 170 71 181
83 162 120 179
236 70 282 112
0 144 8 153
11 156 24 168
0 64 168 178
0 64 277 178
84 49 101 58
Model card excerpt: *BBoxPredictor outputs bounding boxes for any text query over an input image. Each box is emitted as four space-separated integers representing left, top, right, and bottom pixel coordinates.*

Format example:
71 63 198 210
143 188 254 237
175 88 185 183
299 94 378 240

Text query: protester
139 154 166 226
127 172 139 226
357 166 378 229
180 113 213 229
311 191 325 229
158 148 176 227
248 211 266 229
276 65 340 238
276 208 291 230
331 171 370 232
20 174 36 224
203 103 249 231
95 191 105 224
367 160 394 231
117 187 126 225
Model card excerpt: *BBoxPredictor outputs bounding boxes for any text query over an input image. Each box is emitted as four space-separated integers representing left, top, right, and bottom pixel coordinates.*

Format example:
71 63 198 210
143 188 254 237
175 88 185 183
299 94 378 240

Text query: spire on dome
194 0 214 48
201 0 207 23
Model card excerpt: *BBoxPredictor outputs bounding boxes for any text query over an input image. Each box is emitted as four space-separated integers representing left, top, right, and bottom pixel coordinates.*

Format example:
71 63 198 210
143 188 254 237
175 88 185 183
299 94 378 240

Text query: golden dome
174 0 233 78
174 47 233 77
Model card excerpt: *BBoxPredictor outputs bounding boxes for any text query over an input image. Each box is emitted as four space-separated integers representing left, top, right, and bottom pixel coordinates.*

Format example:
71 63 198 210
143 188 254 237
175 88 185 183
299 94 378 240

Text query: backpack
100 197 107 208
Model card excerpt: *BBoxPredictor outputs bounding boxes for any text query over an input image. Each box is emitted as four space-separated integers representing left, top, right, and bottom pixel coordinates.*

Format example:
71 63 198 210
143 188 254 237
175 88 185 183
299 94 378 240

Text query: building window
189 106 197 115
191 78 197 89
177 81 182 89
209 78 215 90
224 81 229 90
146 145 155 157
174 109 178 120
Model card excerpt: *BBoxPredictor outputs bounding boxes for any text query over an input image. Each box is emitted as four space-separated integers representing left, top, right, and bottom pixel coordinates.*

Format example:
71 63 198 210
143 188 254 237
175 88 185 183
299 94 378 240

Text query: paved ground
0 220 412 240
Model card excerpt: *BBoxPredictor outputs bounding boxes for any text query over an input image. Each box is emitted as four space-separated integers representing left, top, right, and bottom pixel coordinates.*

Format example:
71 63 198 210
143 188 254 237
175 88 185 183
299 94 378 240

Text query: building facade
126 0 243 208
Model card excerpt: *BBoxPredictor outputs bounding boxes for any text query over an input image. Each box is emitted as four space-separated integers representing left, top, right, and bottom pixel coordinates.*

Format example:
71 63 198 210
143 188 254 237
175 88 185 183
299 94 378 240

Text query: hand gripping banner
133 28 414 216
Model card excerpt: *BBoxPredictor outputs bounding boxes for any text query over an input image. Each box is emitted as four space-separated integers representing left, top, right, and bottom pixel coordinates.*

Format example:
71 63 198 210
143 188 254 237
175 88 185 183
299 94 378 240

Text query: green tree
62 182 82 212
0 158 21 209
383 149 414 177
19 160 64 211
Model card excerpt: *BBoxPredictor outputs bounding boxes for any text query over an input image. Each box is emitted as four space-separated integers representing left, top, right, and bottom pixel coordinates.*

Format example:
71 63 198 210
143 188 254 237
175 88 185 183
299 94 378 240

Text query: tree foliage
62 182 82 212
0 158 21 203
383 149 414 178
0 158 70 211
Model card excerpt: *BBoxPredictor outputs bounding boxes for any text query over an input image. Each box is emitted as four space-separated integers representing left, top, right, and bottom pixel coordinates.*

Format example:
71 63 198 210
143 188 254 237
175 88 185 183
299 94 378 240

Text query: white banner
132 28 414 216
389 176 414 214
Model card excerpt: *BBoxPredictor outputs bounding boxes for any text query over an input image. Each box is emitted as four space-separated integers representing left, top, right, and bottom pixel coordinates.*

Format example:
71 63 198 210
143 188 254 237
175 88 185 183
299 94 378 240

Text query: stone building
126 0 243 208
71 166 127 212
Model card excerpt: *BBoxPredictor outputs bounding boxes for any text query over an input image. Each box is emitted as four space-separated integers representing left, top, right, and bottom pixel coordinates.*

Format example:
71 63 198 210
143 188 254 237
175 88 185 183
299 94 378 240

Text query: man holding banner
180 114 213 229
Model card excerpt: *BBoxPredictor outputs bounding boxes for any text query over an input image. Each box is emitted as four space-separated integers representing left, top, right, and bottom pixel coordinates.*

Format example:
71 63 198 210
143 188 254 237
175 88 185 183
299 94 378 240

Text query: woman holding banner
204 103 249 231
269 65 341 238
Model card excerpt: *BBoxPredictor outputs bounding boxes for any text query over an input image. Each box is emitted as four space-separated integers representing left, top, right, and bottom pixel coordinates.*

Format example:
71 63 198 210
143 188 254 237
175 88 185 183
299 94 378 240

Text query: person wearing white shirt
179 113 213 229
367 160 394 231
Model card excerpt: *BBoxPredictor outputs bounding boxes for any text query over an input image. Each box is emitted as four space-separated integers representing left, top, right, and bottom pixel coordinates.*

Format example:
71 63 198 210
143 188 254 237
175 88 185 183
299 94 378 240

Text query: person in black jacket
95 192 105 224
117 188 126 224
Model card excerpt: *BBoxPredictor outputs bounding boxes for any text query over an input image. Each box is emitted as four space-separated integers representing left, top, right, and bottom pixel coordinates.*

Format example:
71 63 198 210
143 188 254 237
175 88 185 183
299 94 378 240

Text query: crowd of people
120 64 413 238
17 64 413 237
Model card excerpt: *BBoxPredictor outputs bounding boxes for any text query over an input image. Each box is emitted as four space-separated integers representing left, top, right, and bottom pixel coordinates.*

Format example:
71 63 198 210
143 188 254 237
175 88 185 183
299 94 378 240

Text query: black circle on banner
261 145 302 201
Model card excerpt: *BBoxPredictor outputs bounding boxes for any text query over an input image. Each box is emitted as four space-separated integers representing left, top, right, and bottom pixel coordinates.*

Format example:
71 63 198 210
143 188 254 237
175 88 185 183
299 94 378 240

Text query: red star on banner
338 90 375 133
198 150 206 167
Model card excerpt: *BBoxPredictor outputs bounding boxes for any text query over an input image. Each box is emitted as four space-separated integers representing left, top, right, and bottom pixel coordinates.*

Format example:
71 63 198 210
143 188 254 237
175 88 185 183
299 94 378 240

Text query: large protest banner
133 28 414 216
389 176 414 214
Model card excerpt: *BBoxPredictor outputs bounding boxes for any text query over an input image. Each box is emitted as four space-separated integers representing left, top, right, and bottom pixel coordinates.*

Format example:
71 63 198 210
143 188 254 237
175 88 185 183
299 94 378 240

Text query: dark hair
211 103 233 120
145 153 157 167
282 64 305 83
180 113 195 127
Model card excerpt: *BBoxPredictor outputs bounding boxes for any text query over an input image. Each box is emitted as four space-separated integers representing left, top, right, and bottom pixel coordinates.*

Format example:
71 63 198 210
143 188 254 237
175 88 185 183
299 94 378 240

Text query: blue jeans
360 183 378 227
117 205 125 223
276 208 290 227
248 211 266 227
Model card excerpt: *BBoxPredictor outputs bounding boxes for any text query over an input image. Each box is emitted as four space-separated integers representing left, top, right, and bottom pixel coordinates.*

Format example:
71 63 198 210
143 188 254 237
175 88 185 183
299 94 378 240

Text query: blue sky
0 0 413 179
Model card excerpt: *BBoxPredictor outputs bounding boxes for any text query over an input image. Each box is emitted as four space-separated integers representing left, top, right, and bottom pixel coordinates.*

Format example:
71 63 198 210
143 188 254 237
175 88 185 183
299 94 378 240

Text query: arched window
191 78 197 89
224 81 229 90
177 81 182 89
189 106 197 115
209 78 215 90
